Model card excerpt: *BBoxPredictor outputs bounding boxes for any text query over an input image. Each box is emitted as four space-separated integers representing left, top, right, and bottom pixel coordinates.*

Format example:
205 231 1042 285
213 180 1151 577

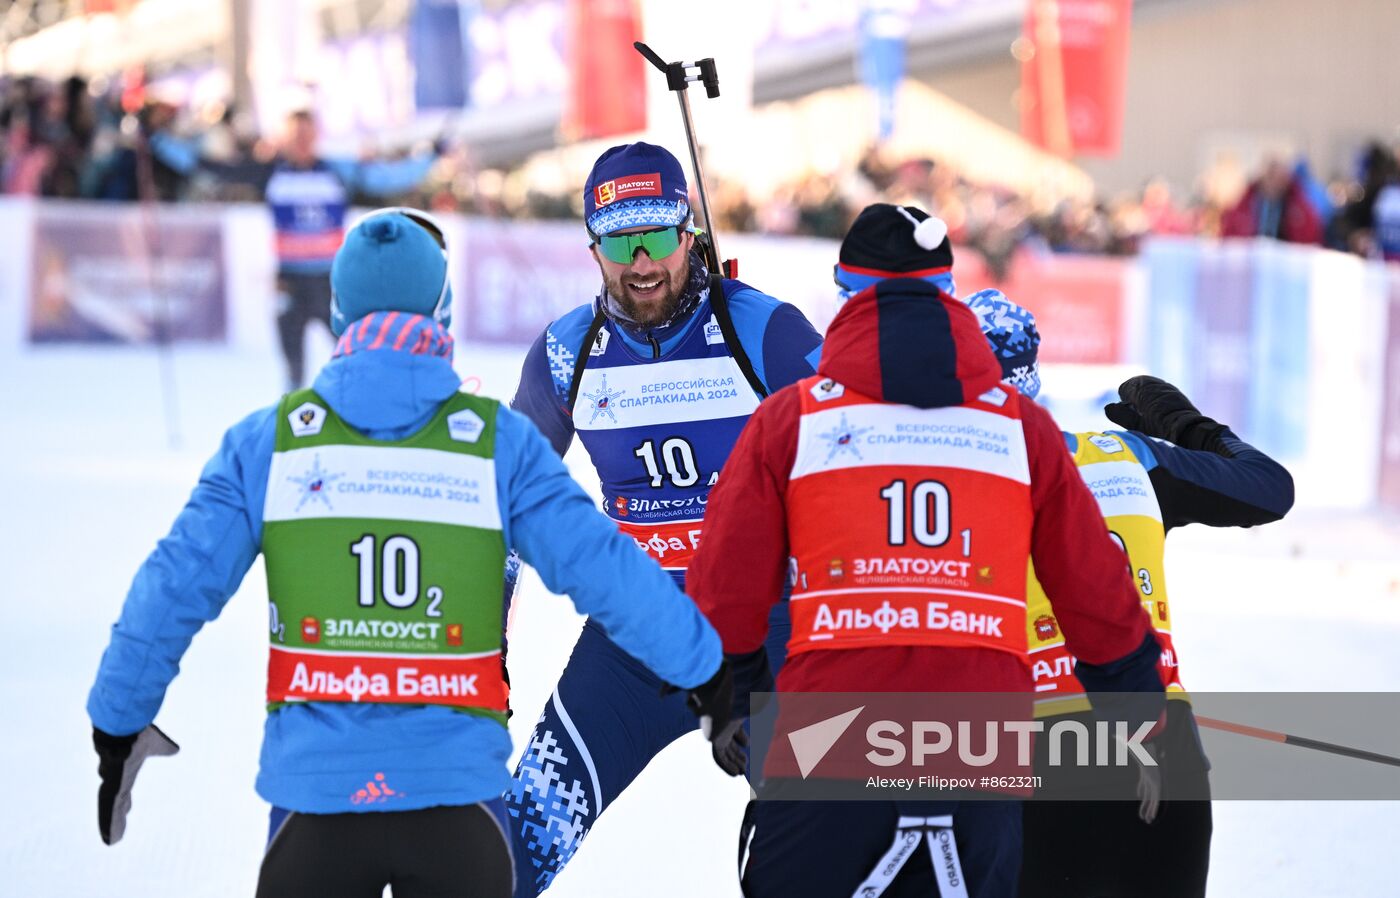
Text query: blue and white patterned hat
965 289 1041 399
583 142 691 237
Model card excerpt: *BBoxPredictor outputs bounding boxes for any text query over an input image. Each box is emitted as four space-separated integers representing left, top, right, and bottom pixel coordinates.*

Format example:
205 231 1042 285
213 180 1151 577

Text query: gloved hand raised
94 724 179 845
1103 375 1229 452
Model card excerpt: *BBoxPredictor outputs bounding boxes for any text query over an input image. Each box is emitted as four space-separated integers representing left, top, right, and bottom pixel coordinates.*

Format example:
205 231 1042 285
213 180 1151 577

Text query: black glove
1103 375 1229 452
710 718 750 777
663 660 735 738
94 724 179 845
664 662 743 774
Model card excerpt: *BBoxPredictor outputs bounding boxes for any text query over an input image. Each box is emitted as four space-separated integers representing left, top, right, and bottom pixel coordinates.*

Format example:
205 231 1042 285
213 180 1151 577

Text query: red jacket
1219 179 1324 244
686 280 1153 696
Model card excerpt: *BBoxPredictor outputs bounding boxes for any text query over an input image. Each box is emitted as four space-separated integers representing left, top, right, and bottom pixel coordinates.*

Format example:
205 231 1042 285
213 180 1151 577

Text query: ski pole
1194 715 1400 768
633 41 732 278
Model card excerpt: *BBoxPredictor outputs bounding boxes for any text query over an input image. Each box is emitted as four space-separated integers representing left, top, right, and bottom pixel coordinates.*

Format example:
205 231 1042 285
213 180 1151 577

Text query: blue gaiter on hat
966 288 1041 399
330 212 451 336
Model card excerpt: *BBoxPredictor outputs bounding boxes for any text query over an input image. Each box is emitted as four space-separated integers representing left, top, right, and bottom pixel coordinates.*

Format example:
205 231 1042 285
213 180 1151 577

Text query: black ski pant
742 798 1022 897
276 270 333 389
1020 701 1212 898
256 801 514 898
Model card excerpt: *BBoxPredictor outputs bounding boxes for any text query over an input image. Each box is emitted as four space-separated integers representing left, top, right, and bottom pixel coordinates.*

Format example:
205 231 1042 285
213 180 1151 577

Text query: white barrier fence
2 198 1396 511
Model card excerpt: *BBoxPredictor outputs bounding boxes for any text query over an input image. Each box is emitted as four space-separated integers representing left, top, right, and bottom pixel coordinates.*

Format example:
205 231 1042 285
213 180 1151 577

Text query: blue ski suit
87 313 722 827
505 260 822 895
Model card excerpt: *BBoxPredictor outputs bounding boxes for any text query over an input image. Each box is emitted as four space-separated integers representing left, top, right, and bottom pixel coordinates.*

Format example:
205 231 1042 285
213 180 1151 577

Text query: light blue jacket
87 313 722 813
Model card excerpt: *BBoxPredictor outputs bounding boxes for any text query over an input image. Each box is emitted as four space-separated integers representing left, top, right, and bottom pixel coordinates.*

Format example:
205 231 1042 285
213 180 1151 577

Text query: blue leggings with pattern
506 608 788 897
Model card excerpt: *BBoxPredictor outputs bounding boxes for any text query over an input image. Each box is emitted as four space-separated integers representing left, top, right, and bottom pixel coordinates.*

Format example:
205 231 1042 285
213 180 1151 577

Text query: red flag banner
563 0 646 141
1020 0 1132 157
954 248 1129 365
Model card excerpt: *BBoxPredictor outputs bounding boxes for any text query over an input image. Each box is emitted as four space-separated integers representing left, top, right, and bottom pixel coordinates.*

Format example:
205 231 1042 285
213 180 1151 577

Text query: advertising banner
1021 0 1133 157
1141 240 1320 457
956 249 1129 365
1189 242 1254 433
455 217 599 344
1247 242 1312 460
1141 238 1200 394
453 225 844 348
28 203 225 343
1379 270 1400 511
452 222 1131 365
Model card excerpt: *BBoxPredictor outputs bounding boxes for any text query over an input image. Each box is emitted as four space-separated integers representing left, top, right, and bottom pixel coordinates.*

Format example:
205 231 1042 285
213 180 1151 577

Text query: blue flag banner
411 0 473 110
858 1 913 142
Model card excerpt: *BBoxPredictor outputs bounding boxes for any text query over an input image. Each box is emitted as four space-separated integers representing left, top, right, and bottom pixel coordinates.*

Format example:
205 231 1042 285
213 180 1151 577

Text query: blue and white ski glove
94 725 179 845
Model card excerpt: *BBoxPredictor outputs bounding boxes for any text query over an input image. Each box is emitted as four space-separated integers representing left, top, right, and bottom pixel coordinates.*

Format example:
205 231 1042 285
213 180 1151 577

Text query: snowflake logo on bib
817 413 872 463
582 374 625 425
288 454 344 511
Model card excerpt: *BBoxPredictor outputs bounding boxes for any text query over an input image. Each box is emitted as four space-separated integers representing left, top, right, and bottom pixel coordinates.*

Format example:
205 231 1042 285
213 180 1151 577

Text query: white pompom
913 215 948 250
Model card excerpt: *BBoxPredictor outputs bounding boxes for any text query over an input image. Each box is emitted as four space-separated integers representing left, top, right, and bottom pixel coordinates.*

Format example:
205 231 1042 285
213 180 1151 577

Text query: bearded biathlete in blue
506 143 823 895
86 208 731 898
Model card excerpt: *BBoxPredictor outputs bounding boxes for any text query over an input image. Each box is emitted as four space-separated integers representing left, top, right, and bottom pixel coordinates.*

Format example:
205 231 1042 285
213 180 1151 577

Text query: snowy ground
3 343 1399 897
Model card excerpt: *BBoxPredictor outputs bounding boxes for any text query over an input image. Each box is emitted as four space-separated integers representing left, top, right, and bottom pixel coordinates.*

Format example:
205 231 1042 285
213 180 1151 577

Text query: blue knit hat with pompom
330 209 452 336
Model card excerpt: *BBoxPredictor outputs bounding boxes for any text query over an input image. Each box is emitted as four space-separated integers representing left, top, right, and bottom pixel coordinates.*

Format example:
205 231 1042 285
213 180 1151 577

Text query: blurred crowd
697 147 1400 267
6 73 1400 264
0 74 424 206
3 74 203 201
414 141 1400 271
